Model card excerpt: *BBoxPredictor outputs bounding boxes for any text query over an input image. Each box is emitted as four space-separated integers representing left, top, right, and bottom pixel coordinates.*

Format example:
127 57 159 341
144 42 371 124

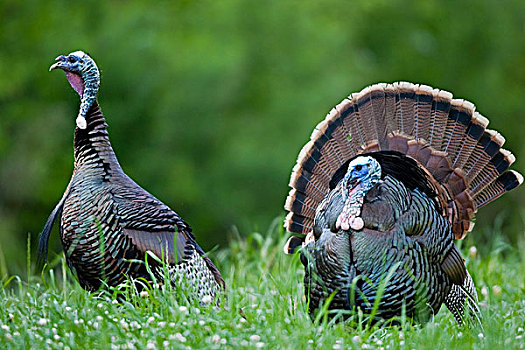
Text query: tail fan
284 82 522 240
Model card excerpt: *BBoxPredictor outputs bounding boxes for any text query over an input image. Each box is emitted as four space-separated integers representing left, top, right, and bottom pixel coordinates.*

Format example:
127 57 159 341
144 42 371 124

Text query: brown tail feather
336 99 365 154
289 168 329 203
473 170 523 208
469 148 515 196
428 89 452 148
285 212 314 235
442 99 475 162
284 189 318 220
284 82 522 238
394 82 417 135
357 84 389 149
325 107 356 160
464 130 505 180
451 112 489 169
414 85 434 142
311 119 346 171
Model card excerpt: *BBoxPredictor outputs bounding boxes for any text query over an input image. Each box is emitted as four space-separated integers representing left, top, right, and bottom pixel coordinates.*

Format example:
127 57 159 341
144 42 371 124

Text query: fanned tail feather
284 81 522 241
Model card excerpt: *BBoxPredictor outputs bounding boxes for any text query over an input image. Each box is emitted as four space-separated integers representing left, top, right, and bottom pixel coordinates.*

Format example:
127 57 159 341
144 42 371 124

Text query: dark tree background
1 0 524 276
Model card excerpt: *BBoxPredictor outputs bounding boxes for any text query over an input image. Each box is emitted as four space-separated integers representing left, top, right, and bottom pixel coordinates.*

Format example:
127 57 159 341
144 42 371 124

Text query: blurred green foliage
0 0 524 275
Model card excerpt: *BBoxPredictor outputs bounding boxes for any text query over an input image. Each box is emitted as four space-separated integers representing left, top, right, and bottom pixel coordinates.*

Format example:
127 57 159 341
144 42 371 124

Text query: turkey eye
68 56 77 63
355 165 362 171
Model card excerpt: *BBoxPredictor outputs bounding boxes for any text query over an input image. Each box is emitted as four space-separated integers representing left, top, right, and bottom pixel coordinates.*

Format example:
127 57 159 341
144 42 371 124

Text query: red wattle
65 72 84 96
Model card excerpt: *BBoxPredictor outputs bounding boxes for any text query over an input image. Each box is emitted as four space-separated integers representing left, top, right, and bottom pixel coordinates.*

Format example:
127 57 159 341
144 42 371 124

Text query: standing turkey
39 51 224 302
283 82 522 324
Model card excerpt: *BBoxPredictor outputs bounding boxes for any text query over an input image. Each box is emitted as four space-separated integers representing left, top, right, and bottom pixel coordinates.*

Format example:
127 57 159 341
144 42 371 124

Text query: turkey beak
49 56 67 71
347 173 359 188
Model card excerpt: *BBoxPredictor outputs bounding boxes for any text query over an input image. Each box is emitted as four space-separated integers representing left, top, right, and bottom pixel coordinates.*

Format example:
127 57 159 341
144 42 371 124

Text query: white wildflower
199 320 205 326
240 318 247 323
146 341 156 349
481 286 489 298
201 295 213 304
163 341 169 347
492 285 502 297
65 307 72 312
250 335 261 342
174 333 186 342
5 333 13 341
478 333 485 339
97 303 103 309
157 322 166 328
468 246 477 258
212 334 221 343
37 318 48 326
140 291 149 298
8 313 14 321
96 316 103 322
1 325 9 331
179 306 188 313
147 316 155 324
241 340 249 346
352 335 362 343
54 335 60 341
333 344 342 349
255 342 265 348
112 299 119 304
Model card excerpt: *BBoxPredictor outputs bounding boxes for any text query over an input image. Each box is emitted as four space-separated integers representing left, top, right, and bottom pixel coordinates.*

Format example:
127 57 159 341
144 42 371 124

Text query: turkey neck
73 102 120 172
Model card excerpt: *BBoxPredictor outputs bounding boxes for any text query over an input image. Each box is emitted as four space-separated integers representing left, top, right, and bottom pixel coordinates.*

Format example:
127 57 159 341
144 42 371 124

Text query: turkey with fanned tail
283 82 522 325
39 51 224 302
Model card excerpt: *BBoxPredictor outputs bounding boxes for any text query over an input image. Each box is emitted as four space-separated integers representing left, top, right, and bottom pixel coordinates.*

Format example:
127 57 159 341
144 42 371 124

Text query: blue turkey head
50 50 100 129
341 156 381 200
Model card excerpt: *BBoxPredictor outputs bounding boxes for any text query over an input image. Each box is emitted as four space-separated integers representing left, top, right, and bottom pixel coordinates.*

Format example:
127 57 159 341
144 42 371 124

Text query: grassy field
0 218 523 349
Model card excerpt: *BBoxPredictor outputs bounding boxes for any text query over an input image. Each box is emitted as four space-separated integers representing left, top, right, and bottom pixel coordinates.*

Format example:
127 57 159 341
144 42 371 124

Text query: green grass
0 218 524 349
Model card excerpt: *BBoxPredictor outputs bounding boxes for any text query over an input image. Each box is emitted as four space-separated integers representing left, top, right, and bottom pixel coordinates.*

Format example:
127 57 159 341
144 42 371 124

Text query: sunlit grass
0 218 523 349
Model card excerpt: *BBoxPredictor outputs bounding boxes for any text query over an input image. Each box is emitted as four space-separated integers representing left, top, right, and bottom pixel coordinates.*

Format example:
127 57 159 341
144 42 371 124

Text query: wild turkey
283 82 522 325
39 51 224 301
